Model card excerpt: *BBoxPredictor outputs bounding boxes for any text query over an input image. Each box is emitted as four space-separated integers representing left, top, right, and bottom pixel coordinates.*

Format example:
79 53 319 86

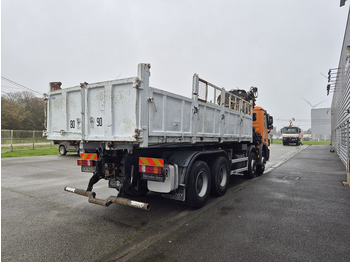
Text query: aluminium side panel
148 87 194 144
47 77 141 143
47 86 82 141
196 101 252 142
148 87 253 144
196 103 221 136
83 78 139 142
46 66 252 145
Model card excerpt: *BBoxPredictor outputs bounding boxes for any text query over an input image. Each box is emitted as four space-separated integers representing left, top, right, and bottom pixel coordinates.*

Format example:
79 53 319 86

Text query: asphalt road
128 145 350 262
3 144 344 262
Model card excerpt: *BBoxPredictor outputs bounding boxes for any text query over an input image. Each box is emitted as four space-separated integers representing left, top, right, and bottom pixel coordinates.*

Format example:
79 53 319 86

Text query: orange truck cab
253 106 273 146
252 106 274 174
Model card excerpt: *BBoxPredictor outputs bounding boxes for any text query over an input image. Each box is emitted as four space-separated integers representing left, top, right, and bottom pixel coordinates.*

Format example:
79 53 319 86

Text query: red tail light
77 159 96 166
139 157 164 174
139 165 163 174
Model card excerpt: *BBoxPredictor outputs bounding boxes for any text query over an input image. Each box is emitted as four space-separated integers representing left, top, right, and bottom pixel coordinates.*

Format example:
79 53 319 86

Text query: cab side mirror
269 116 274 125
267 115 273 130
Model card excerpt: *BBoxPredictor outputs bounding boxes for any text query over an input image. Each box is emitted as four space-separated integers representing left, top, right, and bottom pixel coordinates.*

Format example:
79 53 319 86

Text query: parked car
59 142 80 156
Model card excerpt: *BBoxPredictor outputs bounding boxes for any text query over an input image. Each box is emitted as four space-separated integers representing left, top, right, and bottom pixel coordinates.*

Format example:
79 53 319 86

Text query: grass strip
1 147 59 158
271 140 330 145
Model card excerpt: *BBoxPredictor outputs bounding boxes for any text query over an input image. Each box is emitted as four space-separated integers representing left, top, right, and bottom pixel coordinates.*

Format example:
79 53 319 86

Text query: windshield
282 127 299 134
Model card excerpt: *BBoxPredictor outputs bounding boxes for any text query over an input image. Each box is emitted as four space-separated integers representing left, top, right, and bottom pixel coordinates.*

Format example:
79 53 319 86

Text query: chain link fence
1 130 53 152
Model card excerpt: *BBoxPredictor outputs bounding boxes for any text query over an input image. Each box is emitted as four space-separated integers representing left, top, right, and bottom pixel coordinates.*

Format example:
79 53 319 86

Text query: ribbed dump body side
46 64 253 147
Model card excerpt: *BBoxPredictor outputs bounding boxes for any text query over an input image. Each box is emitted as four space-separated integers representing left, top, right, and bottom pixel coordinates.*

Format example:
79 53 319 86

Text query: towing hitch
64 186 150 211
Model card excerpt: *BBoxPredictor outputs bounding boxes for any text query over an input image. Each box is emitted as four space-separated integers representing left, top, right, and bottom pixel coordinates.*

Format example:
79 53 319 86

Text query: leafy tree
1 91 46 130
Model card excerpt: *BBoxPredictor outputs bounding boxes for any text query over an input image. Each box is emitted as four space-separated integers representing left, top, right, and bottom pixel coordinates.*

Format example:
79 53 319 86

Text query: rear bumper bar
64 186 150 211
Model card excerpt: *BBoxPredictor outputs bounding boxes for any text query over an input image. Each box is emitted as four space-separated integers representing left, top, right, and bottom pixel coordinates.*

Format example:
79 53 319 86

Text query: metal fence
1 130 52 152
331 6 350 174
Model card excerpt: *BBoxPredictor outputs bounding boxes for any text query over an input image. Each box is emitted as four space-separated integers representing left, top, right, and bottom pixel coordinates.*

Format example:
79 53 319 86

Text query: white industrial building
330 0 350 174
311 108 331 141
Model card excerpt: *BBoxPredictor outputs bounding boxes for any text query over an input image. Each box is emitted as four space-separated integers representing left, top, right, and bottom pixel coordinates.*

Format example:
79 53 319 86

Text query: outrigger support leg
87 172 101 192
64 169 150 210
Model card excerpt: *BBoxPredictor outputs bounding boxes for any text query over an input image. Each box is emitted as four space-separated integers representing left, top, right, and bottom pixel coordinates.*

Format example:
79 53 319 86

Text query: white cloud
2 0 348 129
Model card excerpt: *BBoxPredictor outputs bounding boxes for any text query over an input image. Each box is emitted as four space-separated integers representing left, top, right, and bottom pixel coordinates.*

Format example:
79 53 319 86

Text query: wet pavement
2 145 349 262
122 145 350 262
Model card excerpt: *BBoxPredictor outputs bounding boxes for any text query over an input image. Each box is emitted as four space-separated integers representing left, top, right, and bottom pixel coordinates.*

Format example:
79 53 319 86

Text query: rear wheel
210 157 229 196
59 145 67 156
256 156 265 176
186 161 211 208
244 151 257 179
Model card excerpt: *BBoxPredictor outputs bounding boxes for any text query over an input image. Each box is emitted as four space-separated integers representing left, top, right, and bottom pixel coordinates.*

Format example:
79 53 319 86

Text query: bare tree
1 91 45 130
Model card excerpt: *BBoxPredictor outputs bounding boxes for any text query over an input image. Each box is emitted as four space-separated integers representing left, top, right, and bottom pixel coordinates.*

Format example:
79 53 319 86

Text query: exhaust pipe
64 186 150 211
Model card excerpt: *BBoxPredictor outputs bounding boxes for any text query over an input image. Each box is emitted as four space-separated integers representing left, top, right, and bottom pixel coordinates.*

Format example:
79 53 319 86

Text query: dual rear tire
185 150 264 208
186 157 229 208
210 157 229 196
244 151 257 179
186 161 211 208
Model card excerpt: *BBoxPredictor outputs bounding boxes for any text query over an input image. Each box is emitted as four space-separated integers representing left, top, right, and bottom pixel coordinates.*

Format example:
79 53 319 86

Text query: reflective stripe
80 153 97 160
139 157 164 167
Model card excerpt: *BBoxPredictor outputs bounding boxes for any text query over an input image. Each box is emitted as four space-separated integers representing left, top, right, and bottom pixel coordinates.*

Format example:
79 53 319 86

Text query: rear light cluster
77 153 97 166
139 165 163 174
77 159 96 166
139 157 164 175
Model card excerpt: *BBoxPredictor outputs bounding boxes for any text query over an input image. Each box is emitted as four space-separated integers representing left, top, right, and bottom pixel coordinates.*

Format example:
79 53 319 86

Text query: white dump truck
46 64 273 210
281 126 302 146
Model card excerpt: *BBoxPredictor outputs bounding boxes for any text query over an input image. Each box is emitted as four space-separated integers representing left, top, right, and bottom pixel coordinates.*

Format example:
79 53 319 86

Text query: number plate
81 166 96 173
141 173 165 182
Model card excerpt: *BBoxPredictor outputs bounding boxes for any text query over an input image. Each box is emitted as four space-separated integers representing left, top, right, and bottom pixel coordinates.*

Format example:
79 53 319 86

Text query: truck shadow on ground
94 173 251 226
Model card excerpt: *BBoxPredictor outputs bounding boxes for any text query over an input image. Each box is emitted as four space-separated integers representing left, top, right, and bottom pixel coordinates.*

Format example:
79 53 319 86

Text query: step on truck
46 64 273 210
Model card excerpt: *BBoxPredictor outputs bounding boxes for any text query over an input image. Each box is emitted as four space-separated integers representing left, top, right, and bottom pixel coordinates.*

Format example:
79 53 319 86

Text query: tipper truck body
46 64 273 210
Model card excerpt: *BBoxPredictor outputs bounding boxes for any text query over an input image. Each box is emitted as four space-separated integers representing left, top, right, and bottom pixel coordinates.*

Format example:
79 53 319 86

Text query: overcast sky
2 0 349 129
